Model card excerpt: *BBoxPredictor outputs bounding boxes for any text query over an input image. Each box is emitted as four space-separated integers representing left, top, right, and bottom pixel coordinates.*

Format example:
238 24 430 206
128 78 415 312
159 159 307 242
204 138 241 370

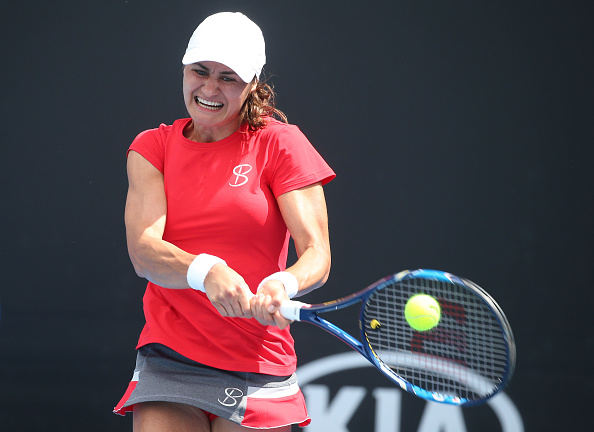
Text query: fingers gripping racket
280 269 515 406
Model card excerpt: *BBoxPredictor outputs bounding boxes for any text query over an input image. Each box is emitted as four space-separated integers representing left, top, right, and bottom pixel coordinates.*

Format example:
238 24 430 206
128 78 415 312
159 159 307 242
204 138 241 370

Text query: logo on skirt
218 388 244 407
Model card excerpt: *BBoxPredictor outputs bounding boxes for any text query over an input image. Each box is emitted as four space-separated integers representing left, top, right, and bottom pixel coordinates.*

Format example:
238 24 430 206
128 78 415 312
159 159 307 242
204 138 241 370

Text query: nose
201 76 219 97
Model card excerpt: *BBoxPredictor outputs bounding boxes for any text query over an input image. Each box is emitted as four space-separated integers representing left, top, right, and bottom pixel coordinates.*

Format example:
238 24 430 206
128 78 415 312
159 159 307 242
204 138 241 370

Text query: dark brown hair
240 78 288 131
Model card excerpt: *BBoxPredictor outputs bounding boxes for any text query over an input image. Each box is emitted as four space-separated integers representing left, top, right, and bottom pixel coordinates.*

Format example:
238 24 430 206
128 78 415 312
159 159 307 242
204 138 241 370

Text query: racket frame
281 269 516 406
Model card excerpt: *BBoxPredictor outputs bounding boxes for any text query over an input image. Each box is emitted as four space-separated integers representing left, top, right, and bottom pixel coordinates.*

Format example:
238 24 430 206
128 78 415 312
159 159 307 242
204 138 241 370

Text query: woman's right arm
125 150 195 287
124 150 253 317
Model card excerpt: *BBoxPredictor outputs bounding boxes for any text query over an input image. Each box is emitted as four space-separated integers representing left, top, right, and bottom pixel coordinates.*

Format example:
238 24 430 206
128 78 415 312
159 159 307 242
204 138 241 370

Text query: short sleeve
269 124 336 198
127 126 166 173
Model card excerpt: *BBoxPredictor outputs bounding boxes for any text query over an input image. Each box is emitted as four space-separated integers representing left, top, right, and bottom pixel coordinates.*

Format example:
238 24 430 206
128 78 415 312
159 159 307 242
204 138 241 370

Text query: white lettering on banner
373 388 401 432
417 402 466 432
303 385 366 432
297 352 524 432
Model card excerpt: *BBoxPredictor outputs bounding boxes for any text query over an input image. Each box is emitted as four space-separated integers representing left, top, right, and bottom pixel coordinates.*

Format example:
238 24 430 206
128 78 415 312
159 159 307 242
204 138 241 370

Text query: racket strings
362 278 509 402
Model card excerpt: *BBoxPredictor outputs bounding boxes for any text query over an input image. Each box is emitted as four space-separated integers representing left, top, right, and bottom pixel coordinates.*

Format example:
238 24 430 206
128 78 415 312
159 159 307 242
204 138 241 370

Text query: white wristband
258 271 299 299
187 254 226 292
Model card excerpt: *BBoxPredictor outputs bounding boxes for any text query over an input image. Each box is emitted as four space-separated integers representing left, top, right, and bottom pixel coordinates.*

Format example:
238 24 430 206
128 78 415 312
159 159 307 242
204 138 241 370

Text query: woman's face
182 61 254 142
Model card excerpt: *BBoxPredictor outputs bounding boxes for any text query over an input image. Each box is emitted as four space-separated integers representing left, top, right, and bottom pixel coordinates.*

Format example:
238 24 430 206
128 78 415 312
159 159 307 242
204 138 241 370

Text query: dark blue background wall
1 1 592 431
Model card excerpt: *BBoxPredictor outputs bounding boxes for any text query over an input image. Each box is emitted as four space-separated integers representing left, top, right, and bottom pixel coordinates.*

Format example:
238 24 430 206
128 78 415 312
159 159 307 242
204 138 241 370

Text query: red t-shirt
128 118 335 375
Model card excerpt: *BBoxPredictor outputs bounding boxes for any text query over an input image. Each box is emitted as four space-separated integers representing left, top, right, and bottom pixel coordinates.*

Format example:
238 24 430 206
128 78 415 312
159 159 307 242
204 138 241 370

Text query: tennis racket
280 269 515 406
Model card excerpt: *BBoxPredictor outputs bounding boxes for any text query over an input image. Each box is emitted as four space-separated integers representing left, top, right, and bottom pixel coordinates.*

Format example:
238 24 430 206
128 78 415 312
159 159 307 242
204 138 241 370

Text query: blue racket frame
288 269 516 406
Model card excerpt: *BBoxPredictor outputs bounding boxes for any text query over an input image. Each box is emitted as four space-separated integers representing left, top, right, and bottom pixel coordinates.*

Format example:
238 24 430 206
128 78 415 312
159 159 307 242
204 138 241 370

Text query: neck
184 119 242 143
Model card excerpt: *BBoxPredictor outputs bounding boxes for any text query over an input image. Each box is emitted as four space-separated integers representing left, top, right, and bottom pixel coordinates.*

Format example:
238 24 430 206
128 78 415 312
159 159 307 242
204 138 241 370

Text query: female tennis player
113 11 335 432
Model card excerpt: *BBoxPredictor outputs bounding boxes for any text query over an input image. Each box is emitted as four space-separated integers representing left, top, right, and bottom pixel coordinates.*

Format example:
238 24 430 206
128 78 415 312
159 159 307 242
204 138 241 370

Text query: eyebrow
195 62 238 76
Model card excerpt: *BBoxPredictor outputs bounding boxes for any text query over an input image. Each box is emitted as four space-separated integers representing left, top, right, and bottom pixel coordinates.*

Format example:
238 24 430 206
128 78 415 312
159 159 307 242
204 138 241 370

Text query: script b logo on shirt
229 164 252 187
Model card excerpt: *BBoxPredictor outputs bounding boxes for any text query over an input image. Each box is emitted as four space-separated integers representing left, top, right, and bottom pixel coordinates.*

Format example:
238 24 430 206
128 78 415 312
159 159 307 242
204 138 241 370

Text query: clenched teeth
195 96 223 110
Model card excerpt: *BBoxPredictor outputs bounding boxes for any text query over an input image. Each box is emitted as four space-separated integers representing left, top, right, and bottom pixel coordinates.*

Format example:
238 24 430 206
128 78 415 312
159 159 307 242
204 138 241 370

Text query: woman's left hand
250 280 293 329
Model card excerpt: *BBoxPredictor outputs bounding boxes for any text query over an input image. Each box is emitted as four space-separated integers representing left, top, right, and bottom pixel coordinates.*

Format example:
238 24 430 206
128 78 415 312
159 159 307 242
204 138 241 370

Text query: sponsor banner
297 352 524 432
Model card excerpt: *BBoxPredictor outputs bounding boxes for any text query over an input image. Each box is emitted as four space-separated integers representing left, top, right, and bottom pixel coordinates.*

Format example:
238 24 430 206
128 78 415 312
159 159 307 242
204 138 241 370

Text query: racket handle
279 300 307 321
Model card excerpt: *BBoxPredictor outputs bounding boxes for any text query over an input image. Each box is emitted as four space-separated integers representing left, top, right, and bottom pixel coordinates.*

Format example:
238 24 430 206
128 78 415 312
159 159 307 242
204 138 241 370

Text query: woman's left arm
251 182 331 328
280 182 331 294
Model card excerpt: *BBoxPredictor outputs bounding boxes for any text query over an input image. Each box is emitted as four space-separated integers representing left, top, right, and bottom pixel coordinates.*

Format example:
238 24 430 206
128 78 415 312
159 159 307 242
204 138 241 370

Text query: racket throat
311 316 366 356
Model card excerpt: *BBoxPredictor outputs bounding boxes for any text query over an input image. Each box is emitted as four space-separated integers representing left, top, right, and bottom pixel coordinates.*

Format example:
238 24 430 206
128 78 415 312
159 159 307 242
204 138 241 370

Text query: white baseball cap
182 12 266 83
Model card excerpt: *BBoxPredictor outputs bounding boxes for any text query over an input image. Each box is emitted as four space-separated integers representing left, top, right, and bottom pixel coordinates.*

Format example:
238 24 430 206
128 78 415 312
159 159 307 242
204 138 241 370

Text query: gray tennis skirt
113 343 310 429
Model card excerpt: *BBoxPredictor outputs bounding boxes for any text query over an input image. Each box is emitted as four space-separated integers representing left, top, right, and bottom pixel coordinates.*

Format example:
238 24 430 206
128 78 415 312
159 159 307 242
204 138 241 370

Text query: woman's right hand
203 263 254 319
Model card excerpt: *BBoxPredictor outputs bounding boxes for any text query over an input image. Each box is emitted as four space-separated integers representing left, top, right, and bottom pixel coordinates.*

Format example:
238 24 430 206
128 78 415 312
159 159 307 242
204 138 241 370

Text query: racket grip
279 300 307 321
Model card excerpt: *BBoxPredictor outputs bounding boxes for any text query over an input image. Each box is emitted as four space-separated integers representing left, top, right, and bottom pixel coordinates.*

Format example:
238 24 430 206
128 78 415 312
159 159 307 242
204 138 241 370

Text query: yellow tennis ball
405 294 441 331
